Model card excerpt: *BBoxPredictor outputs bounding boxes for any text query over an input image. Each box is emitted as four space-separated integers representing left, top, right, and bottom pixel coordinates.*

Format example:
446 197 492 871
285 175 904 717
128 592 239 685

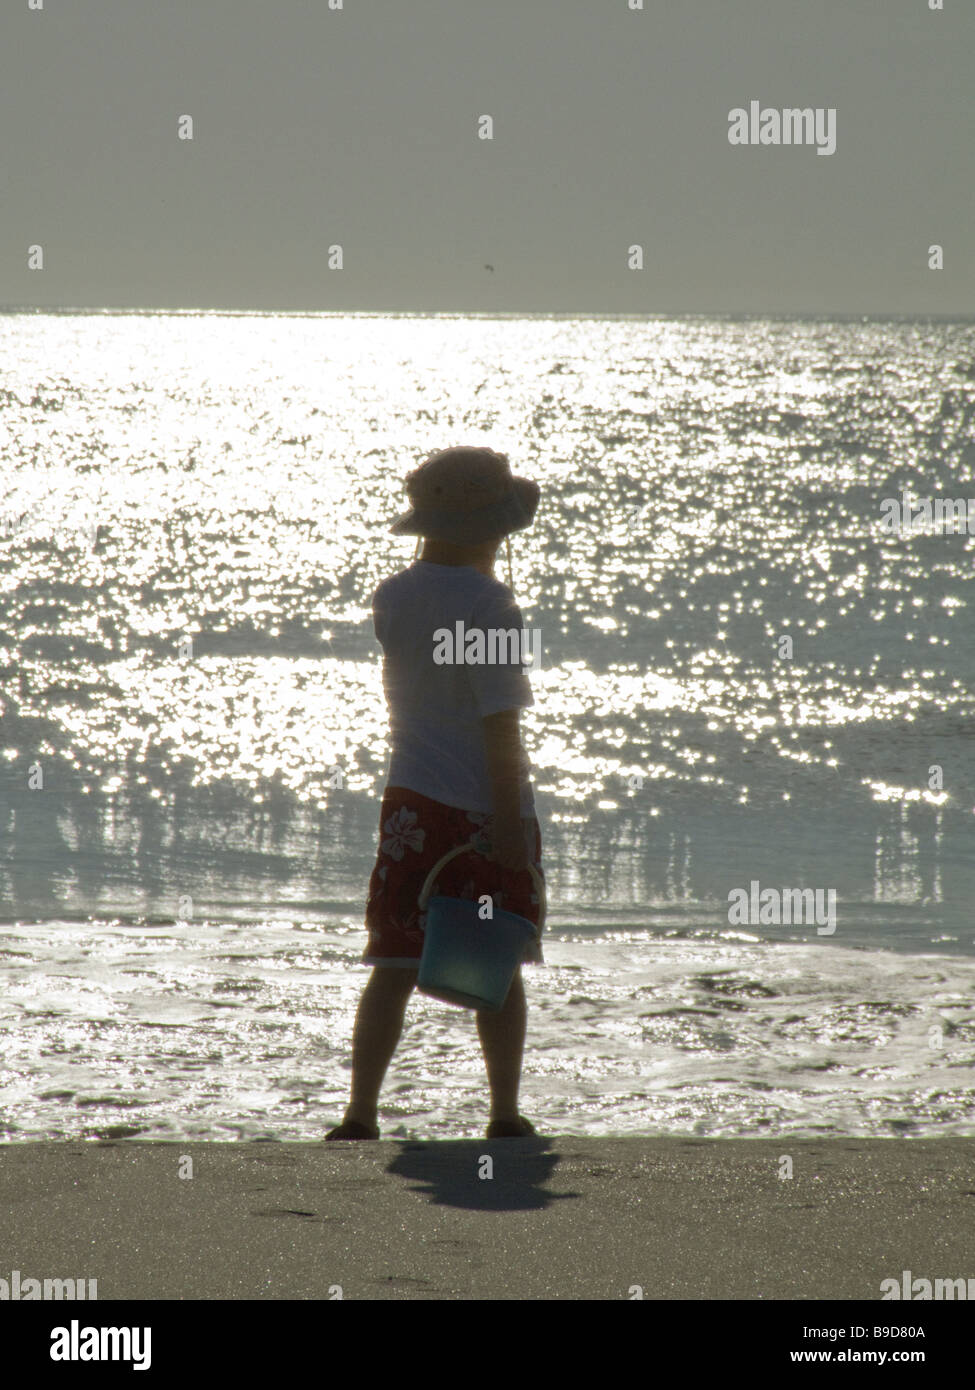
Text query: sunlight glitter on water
2 920 973 1142
3 312 975 1138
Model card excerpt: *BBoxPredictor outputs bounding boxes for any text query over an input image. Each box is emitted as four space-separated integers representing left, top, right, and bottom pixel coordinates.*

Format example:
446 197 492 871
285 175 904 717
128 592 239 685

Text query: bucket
416 843 546 1012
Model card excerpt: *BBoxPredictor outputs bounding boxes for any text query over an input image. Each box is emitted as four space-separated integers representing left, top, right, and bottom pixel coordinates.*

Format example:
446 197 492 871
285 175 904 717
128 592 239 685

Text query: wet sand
1 1137 972 1300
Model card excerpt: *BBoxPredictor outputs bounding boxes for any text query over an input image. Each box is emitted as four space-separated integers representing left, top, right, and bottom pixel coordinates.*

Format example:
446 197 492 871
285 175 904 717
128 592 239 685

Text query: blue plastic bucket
416 847 545 1012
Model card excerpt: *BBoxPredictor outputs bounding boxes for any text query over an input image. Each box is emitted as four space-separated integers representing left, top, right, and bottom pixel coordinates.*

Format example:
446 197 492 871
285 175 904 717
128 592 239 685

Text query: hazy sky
2 0 972 314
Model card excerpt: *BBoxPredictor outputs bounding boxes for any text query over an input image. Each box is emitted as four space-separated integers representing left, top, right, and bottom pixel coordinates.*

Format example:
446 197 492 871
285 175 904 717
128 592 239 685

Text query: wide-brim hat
389 446 540 545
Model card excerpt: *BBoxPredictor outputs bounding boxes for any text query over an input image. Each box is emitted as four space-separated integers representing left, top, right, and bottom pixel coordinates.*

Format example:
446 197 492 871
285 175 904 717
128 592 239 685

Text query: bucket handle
417 842 547 929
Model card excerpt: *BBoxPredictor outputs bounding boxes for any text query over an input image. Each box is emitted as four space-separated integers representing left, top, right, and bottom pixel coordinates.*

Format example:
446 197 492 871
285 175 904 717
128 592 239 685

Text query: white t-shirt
373 560 536 815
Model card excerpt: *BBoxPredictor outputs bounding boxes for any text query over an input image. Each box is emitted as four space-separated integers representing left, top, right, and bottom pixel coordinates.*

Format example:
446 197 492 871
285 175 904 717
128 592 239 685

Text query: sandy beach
1 1137 972 1300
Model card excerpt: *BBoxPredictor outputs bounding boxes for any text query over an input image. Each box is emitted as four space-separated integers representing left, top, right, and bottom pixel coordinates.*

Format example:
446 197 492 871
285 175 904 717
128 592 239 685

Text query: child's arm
482 708 531 871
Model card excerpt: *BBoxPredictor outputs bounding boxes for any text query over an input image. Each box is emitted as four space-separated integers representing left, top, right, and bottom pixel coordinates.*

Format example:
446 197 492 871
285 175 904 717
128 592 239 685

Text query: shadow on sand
384 1138 580 1212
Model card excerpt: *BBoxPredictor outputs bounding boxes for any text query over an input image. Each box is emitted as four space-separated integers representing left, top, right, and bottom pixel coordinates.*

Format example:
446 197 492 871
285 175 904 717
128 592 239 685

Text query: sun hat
389 446 540 545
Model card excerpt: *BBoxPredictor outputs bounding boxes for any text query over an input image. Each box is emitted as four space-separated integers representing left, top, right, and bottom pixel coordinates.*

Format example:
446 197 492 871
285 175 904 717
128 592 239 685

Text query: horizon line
1 306 974 323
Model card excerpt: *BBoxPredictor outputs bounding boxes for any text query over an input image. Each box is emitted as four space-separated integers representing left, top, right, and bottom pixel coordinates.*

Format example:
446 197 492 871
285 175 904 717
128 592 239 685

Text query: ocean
2 311 974 1140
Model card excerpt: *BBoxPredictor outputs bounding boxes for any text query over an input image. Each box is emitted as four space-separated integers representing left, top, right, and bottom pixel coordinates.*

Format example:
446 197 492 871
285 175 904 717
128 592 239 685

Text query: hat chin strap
411 532 516 594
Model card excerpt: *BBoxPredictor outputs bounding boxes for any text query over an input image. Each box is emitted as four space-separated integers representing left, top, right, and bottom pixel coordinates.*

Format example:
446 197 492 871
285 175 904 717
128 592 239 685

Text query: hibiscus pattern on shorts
362 786 544 966
380 806 425 861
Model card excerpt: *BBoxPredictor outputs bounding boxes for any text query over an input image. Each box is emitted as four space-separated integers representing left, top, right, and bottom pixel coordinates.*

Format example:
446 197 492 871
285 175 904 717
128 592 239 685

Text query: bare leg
476 967 526 1123
343 966 417 1129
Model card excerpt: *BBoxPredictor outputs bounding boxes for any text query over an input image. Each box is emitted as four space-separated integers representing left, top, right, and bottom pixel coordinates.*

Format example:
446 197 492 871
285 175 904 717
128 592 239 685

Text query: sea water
1 311 974 1139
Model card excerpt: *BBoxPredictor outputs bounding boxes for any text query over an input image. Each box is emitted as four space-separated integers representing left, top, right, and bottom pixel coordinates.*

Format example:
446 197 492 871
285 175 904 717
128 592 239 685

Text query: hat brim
389 477 539 545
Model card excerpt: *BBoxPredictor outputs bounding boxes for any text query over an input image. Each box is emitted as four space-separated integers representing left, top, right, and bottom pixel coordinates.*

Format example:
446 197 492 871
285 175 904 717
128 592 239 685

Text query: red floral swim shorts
362 785 545 967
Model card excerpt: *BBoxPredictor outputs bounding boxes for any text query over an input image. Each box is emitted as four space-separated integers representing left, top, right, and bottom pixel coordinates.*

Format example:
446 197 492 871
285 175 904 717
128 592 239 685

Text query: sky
1 0 972 315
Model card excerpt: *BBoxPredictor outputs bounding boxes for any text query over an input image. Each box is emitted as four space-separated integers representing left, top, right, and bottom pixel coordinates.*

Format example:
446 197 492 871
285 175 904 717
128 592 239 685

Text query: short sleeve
372 584 387 644
465 585 535 718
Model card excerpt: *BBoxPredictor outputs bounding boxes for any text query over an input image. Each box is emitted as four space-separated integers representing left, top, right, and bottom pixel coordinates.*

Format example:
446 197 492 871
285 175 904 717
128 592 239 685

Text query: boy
326 446 544 1140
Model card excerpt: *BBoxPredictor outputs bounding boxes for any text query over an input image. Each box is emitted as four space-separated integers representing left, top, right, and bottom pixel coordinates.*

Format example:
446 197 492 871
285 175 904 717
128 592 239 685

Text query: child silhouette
326 447 544 1141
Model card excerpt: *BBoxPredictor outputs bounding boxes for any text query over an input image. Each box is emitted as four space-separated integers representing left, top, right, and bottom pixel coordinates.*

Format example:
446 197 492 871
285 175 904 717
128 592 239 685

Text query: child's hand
489 817 531 872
